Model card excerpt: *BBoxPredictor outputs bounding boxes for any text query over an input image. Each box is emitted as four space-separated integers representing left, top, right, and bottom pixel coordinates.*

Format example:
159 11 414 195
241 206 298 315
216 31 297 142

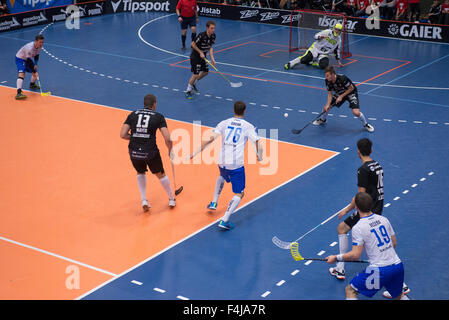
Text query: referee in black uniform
313 66 374 133
185 20 216 99
120 94 176 211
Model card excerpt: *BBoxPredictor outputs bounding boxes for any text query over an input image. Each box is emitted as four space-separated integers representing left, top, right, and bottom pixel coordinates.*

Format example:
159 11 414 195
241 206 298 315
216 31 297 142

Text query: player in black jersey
120 94 176 211
185 20 216 99
330 138 384 280
313 66 374 133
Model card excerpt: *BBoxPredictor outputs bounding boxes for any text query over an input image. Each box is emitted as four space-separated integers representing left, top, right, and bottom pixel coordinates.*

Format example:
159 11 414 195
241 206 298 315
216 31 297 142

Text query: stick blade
174 186 183 196
290 242 304 261
230 82 243 88
291 128 302 134
41 92 51 96
272 236 293 250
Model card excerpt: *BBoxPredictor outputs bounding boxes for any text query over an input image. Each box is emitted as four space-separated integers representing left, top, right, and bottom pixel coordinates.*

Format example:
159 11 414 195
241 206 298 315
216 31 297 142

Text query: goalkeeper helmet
333 23 343 36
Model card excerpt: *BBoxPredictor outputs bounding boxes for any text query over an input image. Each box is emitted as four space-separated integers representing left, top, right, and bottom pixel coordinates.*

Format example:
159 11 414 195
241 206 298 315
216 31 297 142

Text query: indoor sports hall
1 1 449 300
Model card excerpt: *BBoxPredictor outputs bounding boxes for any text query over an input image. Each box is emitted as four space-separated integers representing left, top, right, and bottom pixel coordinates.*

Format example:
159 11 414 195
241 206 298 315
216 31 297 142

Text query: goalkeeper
284 24 344 70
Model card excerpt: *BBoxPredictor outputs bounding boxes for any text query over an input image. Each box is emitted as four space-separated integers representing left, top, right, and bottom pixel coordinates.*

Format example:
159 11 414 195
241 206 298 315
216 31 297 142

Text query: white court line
291 270 300 276
330 242 338 247
177 295 189 300
276 280 286 286
131 280 143 286
317 250 326 256
153 288 166 293
261 291 271 298
0 236 117 277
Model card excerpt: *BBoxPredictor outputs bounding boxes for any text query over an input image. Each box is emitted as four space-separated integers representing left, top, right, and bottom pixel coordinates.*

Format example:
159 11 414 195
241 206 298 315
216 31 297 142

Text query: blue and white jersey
213 117 259 170
352 213 401 267
16 42 41 60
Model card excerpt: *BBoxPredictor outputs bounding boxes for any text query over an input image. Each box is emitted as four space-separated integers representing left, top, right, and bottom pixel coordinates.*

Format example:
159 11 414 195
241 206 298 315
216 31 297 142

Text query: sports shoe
364 123 374 132
312 118 327 126
30 82 40 90
192 83 199 93
311 62 319 67
329 267 345 280
142 200 150 212
218 220 234 230
185 90 194 100
382 284 410 299
284 62 291 70
169 198 176 208
15 92 27 100
207 202 217 210
182 45 186 51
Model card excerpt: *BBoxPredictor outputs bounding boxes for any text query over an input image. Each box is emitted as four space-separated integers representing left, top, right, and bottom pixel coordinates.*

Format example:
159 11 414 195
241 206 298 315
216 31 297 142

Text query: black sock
17 88 22 94
182 35 186 47
191 32 196 41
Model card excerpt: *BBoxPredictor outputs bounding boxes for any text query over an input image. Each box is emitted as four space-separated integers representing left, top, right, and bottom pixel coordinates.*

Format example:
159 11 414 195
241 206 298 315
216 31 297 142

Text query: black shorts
190 53 208 75
180 16 196 30
344 207 383 229
332 92 360 109
129 149 165 174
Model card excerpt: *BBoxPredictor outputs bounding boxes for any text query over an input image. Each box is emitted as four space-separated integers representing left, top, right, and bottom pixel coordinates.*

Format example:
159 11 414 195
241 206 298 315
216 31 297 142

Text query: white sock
137 174 147 201
159 176 174 200
320 111 329 121
400 294 410 300
186 83 193 92
222 195 241 222
212 176 225 203
31 74 37 83
336 233 348 271
358 112 367 126
17 78 23 90
346 297 358 300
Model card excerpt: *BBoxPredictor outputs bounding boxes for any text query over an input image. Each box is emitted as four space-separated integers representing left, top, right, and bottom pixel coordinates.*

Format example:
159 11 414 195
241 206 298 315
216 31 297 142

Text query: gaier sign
388 23 442 40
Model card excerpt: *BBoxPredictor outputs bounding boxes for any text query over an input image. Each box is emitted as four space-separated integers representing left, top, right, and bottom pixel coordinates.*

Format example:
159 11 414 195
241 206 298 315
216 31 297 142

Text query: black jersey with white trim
357 160 384 214
191 31 215 57
124 108 167 153
325 74 357 96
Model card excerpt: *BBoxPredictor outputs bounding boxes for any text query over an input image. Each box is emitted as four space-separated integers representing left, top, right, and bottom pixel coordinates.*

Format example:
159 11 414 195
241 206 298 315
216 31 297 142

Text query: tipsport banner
7 0 73 14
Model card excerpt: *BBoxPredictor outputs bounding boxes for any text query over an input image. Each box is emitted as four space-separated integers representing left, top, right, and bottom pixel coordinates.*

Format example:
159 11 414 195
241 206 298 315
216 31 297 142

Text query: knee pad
319 57 329 69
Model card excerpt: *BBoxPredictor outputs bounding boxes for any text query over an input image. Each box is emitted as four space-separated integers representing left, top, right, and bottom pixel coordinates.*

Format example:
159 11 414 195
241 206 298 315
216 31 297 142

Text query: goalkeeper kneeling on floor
284 23 344 70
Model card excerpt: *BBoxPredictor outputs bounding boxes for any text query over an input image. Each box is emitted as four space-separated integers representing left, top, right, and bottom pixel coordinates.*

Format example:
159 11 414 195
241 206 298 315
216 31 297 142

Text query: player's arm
326 244 363 264
336 82 355 103
159 126 174 159
176 1 182 21
190 132 220 159
191 40 205 59
314 30 327 41
324 90 333 111
338 186 366 219
209 46 215 65
120 123 131 140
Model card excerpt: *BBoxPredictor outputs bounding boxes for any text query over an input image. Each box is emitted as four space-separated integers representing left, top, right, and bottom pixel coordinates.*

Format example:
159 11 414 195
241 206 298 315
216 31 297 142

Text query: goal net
288 9 352 59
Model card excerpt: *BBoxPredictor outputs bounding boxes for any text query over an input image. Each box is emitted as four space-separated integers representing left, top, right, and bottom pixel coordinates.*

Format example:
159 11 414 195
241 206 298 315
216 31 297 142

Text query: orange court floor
0 86 338 299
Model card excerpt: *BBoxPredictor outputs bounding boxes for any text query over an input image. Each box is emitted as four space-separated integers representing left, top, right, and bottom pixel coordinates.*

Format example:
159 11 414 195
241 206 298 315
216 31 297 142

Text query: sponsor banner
0 1 105 32
7 0 73 14
197 2 449 44
104 0 177 14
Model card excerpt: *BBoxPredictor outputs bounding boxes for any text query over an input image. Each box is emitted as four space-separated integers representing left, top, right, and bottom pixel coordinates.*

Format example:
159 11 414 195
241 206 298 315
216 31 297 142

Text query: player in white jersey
326 192 407 300
284 24 344 70
192 101 262 230
15 35 44 100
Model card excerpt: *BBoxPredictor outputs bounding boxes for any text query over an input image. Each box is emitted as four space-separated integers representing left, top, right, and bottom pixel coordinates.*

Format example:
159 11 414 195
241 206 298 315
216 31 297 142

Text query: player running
191 101 262 230
284 23 344 70
185 20 216 99
326 192 408 300
15 34 44 100
120 94 176 211
313 66 374 132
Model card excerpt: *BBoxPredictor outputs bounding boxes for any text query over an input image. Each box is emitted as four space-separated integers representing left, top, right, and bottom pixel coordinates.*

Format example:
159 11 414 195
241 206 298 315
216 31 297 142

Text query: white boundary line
0 236 117 277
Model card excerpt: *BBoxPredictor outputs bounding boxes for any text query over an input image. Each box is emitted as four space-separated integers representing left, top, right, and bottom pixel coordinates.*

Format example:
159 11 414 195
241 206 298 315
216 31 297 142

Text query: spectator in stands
425 0 441 24
355 0 370 16
384 0 397 20
408 0 421 22
0 0 10 16
440 0 449 24
395 0 408 20
332 0 347 13
342 0 359 16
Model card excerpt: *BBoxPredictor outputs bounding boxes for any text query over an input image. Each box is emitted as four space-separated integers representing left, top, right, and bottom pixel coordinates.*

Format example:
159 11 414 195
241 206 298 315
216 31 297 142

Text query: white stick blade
272 236 292 250
230 82 243 88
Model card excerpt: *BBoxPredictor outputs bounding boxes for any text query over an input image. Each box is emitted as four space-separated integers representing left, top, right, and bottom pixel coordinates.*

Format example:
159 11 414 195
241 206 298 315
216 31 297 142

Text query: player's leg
150 152 175 207
15 57 27 99
180 17 188 50
30 71 40 89
313 95 341 125
349 94 374 132
317 55 330 69
218 166 246 230
382 262 410 299
186 56 201 98
191 59 209 93
207 166 228 210
330 213 358 279
345 284 359 300
130 156 150 211
285 48 314 69
348 267 381 299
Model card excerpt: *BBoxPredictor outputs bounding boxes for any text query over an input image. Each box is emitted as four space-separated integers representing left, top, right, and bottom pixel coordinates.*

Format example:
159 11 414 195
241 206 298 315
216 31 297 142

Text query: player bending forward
15 34 44 100
120 94 177 211
284 24 344 70
326 192 409 300
313 66 374 132
191 101 262 230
